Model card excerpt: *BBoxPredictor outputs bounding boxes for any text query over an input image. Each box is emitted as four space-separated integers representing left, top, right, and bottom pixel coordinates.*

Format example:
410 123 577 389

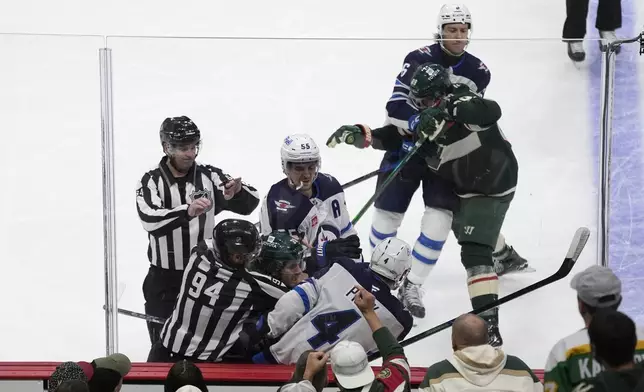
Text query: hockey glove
327 125 372 149
316 235 362 266
417 107 449 142
445 84 477 118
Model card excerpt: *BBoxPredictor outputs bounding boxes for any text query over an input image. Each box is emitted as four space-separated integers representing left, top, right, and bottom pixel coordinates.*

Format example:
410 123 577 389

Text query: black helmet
213 219 261 268
410 63 453 101
160 116 201 146
250 231 306 278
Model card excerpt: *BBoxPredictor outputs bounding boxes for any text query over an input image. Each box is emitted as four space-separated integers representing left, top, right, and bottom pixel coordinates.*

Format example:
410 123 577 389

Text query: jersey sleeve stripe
293 286 311 314
340 222 353 235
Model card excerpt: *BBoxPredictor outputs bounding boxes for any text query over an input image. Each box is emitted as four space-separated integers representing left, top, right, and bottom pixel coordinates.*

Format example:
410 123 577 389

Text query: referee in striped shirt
136 116 260 344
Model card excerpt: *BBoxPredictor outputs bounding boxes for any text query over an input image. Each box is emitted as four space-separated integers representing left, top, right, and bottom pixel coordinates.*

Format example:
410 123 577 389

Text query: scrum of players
147 3 532 364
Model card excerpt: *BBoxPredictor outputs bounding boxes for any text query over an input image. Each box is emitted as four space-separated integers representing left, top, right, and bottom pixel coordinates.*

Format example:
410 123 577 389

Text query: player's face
281 259 306 288
442 23 469 54
287 162 319 192
166 141 200 174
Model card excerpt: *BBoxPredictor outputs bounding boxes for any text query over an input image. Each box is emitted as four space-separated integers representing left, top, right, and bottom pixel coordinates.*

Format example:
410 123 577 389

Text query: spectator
88 353 132 392
563 0 622 61
419 313 541 391
544 266 644 392
329 285 411 392
49 362 89 392
279 350 329 392
572 309 644 391
176 387 203 392
55 380 90 392
164 360 208 392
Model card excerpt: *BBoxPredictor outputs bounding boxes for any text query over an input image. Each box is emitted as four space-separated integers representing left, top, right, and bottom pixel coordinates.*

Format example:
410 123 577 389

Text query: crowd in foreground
49 264 644 392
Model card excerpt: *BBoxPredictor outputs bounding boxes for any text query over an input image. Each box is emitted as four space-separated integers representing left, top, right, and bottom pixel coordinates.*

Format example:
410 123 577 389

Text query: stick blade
566 227 591 261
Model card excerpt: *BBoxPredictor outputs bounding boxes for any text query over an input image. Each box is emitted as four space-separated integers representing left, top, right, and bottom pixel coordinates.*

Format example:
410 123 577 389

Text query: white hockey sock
369 208 404 250
408 207 453 285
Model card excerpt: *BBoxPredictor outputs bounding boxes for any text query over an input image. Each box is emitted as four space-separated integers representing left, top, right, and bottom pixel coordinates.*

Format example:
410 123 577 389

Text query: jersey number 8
307 309 361 349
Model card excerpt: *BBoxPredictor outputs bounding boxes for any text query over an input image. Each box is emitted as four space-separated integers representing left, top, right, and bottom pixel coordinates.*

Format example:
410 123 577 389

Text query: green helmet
250 231 306 278
410 63 453 100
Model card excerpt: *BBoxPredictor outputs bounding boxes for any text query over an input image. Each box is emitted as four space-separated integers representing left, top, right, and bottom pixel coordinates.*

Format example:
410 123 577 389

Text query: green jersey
544 327 644 392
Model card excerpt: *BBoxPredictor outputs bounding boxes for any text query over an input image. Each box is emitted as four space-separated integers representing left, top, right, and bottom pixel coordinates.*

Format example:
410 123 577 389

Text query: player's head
212 219 261 269
251 231 307 288
436 4 472 56
280 134 321 194
160 116 201 174
369 238 412 290
410 63 453 109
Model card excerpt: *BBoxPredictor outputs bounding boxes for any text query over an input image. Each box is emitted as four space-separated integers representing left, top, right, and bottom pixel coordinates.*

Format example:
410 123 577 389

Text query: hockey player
248 231 309 289
148 219 290 363
137 115 260 344
251 237 414 365
259 133 362 274
327 63 518 346
365 3 528 319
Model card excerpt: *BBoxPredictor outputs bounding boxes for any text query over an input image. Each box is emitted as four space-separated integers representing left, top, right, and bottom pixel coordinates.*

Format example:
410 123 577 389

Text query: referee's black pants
142 265 184 345
563 0 621 39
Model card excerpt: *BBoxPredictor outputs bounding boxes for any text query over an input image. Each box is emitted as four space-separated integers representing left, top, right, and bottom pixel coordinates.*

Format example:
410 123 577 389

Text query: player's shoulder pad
266 178 313 207
314 173 344 200
462 51 491 79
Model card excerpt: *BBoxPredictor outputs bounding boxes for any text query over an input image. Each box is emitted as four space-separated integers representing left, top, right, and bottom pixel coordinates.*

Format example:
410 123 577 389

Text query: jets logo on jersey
274 199 296 212
190 189 214 212
418 46 432 56
478 62 490 73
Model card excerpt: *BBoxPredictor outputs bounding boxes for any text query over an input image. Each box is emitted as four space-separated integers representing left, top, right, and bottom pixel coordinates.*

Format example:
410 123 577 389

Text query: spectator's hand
188 198 211 217
353 285 376 314
303 351 329 381
223 177 243 200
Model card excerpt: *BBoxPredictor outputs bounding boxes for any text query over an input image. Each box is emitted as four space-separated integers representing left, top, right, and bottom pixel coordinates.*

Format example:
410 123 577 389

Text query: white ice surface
1 0 642 371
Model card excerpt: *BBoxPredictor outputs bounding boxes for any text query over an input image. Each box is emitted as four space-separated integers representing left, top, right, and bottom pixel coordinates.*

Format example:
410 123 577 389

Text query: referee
136 115 260 344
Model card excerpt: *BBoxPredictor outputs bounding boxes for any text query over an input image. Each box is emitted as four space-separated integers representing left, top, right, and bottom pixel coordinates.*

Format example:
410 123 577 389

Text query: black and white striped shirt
136 157 260 270
159 240 288 361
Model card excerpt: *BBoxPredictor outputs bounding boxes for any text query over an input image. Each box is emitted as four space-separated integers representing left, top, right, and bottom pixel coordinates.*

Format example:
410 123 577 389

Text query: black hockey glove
316 235 362 264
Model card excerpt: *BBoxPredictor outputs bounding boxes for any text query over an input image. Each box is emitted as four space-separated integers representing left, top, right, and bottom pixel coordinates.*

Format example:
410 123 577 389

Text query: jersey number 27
307 309 361 349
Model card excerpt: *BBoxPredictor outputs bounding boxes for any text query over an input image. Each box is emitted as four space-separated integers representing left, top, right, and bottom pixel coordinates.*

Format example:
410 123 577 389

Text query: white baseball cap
176 386 202 392
330 341 375 389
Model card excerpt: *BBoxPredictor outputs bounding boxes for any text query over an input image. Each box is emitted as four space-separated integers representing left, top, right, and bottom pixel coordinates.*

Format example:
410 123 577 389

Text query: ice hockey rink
0 0 643 372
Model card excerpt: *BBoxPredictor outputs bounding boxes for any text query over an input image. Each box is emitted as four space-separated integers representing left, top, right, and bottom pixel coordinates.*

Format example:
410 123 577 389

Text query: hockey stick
340 166 392 190
350 123 443 226
103 305 166 325
367 226 591 361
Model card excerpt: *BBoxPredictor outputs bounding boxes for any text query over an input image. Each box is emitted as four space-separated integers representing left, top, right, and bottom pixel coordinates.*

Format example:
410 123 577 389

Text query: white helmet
280 134 322 175
436 4 473 35
370 238 412 290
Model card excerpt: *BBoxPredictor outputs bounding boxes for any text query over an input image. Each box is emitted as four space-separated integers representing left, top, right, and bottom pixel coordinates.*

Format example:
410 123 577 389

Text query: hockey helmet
213 219 261 268
410 63 453 105
280 134 322 176
436 4 472 35
251 231 306 279
369 237 412 290
160 116 201 147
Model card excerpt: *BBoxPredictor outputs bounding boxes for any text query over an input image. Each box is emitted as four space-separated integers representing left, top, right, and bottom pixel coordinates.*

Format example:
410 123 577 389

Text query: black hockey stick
340 166 392 190
351 123 440 226
103 305 166 324
367 226 591 362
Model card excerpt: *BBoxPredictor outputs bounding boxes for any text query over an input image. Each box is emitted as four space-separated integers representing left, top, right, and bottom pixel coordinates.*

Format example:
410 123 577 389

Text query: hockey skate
487 322 503 348
567 41 585 62
599 31 621 54
398 278 426 318
493 245 534 276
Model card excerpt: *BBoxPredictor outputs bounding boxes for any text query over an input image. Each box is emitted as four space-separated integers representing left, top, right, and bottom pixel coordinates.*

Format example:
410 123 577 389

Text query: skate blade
501 266 537 276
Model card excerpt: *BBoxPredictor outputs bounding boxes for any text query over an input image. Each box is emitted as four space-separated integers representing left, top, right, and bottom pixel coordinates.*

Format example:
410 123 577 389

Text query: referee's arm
136 173 191 236
210 167 260 215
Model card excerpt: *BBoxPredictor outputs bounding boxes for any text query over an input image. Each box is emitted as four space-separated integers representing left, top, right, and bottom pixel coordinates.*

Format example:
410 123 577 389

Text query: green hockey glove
446 84 477 117
326 125 372 148
417 108 449 141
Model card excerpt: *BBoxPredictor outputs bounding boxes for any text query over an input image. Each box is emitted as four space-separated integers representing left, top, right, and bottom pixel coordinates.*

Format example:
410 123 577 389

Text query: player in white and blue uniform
259 134 362 274
369 4 529 319
251 237 414 365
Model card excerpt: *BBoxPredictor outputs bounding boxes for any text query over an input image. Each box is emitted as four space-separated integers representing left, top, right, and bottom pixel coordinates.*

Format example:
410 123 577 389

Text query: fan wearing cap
544 265 644 392
137 115 261 346
251 238 413 365
148 219 291 363
330 286 411 392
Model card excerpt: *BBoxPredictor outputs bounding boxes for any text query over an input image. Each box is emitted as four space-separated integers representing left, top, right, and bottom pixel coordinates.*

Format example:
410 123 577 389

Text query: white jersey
257 258 412 365
259 173 356 244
